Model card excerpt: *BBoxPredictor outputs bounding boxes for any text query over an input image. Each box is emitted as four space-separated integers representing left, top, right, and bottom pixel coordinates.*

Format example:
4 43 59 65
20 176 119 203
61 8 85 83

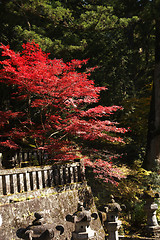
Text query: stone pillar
66 202 98 240
2 150 16 168
105 195 122 240
143 186 160 237
0 215 2 227
0 153 2 169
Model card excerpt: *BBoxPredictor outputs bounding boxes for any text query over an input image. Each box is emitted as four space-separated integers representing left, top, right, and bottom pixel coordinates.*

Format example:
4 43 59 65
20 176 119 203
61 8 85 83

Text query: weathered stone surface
119 236 160 240
102 195 122 240
0 183 105 240
66 201 98 239
142 186 160 238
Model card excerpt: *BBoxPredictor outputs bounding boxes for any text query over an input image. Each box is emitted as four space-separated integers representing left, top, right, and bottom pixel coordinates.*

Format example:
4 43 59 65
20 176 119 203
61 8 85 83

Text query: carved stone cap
32 213 46 225
105 195 122 213
16 212 64 239
66 202 98 223
143 185 160 200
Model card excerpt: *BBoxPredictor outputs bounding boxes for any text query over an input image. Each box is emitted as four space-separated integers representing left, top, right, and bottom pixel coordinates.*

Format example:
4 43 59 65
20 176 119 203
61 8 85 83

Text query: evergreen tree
0 0 157 169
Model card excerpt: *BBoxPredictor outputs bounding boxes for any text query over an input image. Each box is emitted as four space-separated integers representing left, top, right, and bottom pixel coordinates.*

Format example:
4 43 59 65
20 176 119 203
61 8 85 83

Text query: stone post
66 201 98 240
105 195 122 240
143 186 160 237
0 153 2 169
0 215 2 227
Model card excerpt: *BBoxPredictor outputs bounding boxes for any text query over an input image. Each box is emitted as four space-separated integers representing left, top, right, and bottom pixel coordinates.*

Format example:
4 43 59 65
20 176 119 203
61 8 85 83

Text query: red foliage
0 41 127 183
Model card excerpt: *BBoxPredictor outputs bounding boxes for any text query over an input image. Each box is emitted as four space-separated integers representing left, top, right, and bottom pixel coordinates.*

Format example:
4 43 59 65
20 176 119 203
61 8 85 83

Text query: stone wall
1 163 158 240
119 236 160 240
0 182 105 240
0 162 104 240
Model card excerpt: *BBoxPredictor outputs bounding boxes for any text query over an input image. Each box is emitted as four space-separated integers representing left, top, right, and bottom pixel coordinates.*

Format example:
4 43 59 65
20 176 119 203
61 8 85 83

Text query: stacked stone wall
0 161 104 240
0 183 105 240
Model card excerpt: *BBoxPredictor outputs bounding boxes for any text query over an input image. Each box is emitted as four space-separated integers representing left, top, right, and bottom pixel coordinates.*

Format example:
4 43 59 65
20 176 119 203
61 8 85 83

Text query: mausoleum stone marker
104 195 122 240
66 201 98 240
16 212 64 240
143 186 160 237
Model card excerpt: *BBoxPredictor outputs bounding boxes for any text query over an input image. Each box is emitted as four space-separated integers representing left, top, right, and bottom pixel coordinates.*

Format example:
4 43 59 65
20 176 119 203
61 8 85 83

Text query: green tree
145 0 160 170
110 0 160 171
0 0 154 167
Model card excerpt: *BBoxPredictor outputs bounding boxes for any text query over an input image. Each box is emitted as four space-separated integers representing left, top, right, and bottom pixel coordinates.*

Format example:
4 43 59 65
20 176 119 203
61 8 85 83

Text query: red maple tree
0 41 127 183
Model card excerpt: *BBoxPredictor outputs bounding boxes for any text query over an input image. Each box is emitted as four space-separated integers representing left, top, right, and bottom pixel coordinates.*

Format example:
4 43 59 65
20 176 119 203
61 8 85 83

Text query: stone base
72 227 96 240
72 232 96 240
119 236 160 240
145 225 160 238
73 232 89 240
0 185 105 240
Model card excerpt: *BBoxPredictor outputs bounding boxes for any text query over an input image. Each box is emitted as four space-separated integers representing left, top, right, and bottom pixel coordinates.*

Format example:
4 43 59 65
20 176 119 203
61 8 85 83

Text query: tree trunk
145 19 160 170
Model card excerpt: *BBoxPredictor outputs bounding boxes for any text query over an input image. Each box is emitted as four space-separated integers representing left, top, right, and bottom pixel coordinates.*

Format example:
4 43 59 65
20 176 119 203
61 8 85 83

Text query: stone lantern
143 186 160 237
105 195 122 240
66 202 98 240
16 212 64 240
0 214 2 227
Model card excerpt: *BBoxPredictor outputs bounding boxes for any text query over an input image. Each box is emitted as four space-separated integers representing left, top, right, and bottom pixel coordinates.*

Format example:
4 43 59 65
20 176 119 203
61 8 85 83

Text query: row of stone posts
102 188 160 240
14 202 98 240
0 188 160 240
